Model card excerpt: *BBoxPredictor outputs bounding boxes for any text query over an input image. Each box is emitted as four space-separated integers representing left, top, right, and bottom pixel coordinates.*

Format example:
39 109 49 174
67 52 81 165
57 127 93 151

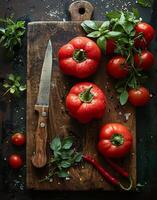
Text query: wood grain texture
27 21 136 190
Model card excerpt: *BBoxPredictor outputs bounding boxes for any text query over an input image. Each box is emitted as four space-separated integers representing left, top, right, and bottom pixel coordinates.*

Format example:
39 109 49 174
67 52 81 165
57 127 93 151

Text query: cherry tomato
134 50 154 70
106 56 128 79
128 87 150 106
105 39 116 55
135 22 155 49
11 133 26 146
8 154 23 169
98 123 133 158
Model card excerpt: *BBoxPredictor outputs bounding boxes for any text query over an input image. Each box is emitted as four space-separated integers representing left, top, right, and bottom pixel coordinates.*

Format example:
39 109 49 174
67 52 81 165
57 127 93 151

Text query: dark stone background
0 0 157 199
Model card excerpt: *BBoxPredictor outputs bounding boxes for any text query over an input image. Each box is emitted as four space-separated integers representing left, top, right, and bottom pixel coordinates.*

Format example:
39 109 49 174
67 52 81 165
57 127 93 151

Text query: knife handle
32 105 49 168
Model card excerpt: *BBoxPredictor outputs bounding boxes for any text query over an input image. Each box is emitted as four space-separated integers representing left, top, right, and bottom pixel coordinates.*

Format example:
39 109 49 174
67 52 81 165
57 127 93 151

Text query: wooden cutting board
27 1 136 190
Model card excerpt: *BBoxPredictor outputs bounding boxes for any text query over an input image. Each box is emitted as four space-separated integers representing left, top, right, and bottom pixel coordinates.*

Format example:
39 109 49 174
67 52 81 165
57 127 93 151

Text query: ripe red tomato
128 87 150 106
134 50 154 70
8 154 23 169
106 56 128 79
105 39 116 55
11 133 26 146
135 22 155 49
98 123 133 158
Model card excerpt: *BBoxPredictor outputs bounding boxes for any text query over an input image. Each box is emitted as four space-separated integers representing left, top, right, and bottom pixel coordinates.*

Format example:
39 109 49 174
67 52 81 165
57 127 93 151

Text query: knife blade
32 40 53 168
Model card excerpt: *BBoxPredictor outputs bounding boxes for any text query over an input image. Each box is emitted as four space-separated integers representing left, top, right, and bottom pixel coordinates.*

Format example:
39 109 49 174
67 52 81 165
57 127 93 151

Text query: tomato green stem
79 86 94 103
110 134 124 146
73 49 87 63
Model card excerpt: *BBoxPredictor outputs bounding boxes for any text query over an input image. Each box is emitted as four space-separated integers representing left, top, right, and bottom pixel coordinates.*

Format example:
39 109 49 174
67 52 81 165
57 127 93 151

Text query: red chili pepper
83 155 132 190
105 158 129 178
83 155 119 186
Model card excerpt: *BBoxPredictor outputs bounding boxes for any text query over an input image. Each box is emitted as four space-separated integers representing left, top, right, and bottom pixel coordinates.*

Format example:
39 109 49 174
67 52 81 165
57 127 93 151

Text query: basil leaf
50 137 61 151
62 137 73 150
81 20 99 31
132 7 140 18
3 83 10 88
0 28 5 34
124 23 134 34
120 90 128 105
137 0 152 8
87 31 101 38
73 152 82 162
10 87 16 94
107 31 121 37
60 161 71 168
8 74 15 81
57 170 69 178
106 11 121 19
100 21 110 30
97 36 106 52
81 23 93 33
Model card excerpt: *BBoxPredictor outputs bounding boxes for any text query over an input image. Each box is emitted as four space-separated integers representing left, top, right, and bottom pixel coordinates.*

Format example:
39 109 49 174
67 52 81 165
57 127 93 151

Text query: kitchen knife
32 40 52 168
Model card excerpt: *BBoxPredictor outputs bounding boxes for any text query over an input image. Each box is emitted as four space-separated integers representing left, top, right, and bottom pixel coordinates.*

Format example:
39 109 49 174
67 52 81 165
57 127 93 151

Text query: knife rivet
42 112 47 117
40 122 45 128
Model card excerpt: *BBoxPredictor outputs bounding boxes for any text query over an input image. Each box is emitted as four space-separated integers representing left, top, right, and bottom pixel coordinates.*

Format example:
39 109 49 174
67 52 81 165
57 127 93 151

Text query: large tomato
58 37 101 78
134 22 155 49
134 50 154 70
128 87 150 106
106 56 128 79
66 82 106 123
98 123 133 158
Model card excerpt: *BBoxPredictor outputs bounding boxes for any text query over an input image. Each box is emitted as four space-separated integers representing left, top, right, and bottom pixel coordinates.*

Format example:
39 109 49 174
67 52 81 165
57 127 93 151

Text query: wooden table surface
0 0 157 199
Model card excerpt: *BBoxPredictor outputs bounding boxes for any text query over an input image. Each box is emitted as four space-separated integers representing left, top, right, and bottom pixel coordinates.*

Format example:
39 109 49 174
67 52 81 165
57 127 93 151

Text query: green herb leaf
107 31 121 38
73 152 82 162
19 85 26 91
100 21 110 30
10 87 16 94
137 0 152 8
81 20 99 31
62 137 73 150
8 74 15 81
97 36 106 52
87 31 101 38
120 90 128 105
60 161 71 168
106 11 121 19
3 83 10 88
57 170 69 178
132 7 140 18
50 137 61 151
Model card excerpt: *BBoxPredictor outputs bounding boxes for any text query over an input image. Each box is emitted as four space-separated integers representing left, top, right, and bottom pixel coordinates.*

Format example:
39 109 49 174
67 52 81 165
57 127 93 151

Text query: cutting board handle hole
69 1 94 21
79 7 85 15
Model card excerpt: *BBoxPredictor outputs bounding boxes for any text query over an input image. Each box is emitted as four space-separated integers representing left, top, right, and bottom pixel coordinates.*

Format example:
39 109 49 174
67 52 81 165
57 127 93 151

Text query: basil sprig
40 136 82 181
81 20 121 52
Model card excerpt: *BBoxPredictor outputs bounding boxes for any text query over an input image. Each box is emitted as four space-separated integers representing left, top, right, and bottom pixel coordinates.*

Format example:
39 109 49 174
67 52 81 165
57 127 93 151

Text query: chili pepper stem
119 176 133 191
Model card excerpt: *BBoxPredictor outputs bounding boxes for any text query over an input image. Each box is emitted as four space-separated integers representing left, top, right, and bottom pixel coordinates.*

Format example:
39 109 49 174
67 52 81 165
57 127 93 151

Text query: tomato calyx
73 49 87 63
79 86 94 103
110 133 124 146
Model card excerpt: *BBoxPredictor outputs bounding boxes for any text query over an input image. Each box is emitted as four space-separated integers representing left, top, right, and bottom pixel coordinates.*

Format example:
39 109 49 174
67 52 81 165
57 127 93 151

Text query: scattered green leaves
41 136 82 182
0 17 25 53
137 0 153 8
3 74 26 97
